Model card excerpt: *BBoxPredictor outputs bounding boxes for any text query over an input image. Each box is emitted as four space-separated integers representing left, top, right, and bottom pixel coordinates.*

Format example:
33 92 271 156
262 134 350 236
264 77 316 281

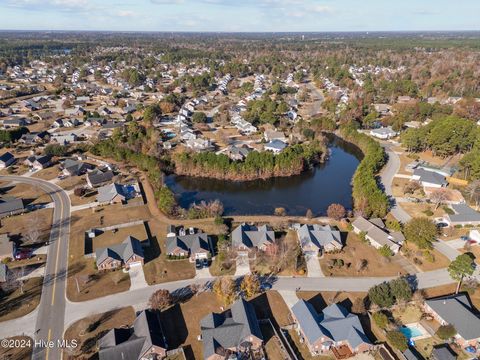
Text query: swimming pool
399 323 430 340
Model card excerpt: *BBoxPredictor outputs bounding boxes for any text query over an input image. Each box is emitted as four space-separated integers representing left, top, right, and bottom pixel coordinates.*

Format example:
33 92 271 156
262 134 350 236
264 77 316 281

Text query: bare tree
149 289 173 311
466 180 480 210
430 188 450 210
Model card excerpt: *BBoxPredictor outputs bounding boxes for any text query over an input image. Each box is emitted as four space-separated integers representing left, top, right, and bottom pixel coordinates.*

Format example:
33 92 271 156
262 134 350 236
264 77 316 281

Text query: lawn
0 277 43 322
399 202 446 219
31 165 61 181
287 329 333 360
1 182 51 205
160 292 223 360
56 175 85 191
1 208 53 246
0 336 33 360
401 243 451 272
261 322 290 360
392 304 422 324
391 178 411 197
320 232 405 277
63 306 136 359
91 223 148 252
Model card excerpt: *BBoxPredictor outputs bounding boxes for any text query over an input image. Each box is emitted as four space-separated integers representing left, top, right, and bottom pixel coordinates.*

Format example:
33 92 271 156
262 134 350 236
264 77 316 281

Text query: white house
370 127 398 140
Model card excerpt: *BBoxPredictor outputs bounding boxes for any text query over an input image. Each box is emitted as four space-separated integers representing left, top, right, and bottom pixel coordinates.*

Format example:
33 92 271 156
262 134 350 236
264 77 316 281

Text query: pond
165 136 362 216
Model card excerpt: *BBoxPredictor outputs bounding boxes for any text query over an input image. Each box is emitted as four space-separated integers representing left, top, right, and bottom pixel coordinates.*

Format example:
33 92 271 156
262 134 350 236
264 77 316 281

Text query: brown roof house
98 309 168 360
200 298 263 360
95 236 144 271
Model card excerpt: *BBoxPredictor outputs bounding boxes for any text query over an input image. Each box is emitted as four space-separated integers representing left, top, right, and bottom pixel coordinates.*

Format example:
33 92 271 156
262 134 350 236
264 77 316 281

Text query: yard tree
436 325 457 340
192 111 207 123
386 331 408 352
156 186 176 215
430 188 450 210
403 217 437 249
378 245 394 257
327 203 346 220
368 282 394 308
240 274 260 298
389 278 413 303
149 289 173 311
213 276 237 305
372 312 389 330
143 104 161 125
448 253 476 293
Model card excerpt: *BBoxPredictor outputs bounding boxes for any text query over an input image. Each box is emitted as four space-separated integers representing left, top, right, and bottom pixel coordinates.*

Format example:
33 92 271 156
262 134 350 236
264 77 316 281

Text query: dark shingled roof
200 298 263 359
95 236 144 268
166 233 211 255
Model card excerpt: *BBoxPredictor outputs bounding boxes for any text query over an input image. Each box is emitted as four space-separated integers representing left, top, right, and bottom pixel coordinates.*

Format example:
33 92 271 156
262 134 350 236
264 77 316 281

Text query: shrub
423 209 434 216
379 245 394 257
372 312 389 329
386 331 408 351
436 325 456 340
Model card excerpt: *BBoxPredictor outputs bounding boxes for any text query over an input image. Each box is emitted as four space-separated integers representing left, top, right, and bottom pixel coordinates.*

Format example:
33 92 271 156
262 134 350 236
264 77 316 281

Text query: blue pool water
400 325 422 339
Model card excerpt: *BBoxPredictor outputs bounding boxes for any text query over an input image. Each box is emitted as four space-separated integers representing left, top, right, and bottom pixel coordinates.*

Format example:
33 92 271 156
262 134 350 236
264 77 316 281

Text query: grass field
0 277 43 322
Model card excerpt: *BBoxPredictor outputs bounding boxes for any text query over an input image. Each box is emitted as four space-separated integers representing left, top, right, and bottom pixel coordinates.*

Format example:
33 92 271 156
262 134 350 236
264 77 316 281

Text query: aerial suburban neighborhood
1 3 480 360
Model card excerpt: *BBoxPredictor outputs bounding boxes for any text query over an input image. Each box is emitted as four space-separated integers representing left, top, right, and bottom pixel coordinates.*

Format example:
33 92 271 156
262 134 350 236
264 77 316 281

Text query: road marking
51 193 64 306
46 328 52 360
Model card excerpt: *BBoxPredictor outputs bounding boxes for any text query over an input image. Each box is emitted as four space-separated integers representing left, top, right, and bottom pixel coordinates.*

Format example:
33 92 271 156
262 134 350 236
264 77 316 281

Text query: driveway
195 266 212 279
128 264 148 290
234 254 251 276
433 240 461 261
278 290 299 310
305 252 324 277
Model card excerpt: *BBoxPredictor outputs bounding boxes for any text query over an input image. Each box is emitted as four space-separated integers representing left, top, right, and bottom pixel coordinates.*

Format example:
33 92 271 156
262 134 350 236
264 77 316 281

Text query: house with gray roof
412 168 448 189
424 294 480 347
95 236 144 270
352 217 403 254
264 139 287 154
200 298 263 360
62 159 94 176
0 152 15 169
86 169 114 188
0 197 25 218
370 126 398 140
231 223 276 253
446 204 480 227
431 345 456 360
166 230 212 261
291 300 372 357
297 224 343 254
98 309 168 360
96 183 126 205
24 155 52 170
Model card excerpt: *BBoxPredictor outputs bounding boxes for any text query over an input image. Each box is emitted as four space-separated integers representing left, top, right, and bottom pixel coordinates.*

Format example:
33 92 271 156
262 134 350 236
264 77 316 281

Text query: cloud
4 0 93 12
116 10 136 17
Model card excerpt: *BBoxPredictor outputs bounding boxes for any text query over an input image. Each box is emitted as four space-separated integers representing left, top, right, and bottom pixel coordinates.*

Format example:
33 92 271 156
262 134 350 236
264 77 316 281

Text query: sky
0 0 478 32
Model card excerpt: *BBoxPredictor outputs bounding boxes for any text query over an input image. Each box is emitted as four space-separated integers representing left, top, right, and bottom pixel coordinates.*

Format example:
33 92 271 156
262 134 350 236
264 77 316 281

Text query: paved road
0 176 71 360
380 144 460 261
305 81 324 117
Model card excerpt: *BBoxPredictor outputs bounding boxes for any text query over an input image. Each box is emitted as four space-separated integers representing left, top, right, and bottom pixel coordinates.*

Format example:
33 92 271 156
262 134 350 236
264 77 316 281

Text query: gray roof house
431 345 456 360
291 300 372 356
264 139 287 153
96 183 126 204
98 309 168 360
370 126 398 139
0 197 25 218
424 294 480 346
412 168 447 188
200 298 263 360
86 169 114 188
297 224 343 254
62 159 94 176
95 235 144 270
166 232 211 260
352 217 403 254
24 155 52 170
0 152 16 169
446 204 480 226
231 223 276 252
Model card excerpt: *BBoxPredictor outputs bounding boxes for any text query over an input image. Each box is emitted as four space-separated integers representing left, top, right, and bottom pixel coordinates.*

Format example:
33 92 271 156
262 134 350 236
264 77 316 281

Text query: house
200 298 263 360
264 139 287 154
412 168 448 189
264 130 287 143
2 117 27 128
370 127 398 140
291 300 372 357
24 155 52 170
352 217 403 254
446 204 480 227
431 345 457 360
0 197 25 218
297 224 343 254
98 309 168 360
0 152 16 169
398 96 413 103
62 159 94 176
0 234 13 261
19 131 49 145
95 236 144 270
166 228 212 261
51 133 77 145
96 183 127 204
53 119 64 128
86 169 114 188
185 138 213 151
231 223 276 253
223 145 252 161
424 294 480 348
373 104 392 116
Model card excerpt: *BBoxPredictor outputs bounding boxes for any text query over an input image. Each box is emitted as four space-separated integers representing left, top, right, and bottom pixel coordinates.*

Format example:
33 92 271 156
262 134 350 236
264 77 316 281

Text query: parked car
461 235 470 241
15 249 32 260
195 259 202 269
201 258 209 268
436 222 449 228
